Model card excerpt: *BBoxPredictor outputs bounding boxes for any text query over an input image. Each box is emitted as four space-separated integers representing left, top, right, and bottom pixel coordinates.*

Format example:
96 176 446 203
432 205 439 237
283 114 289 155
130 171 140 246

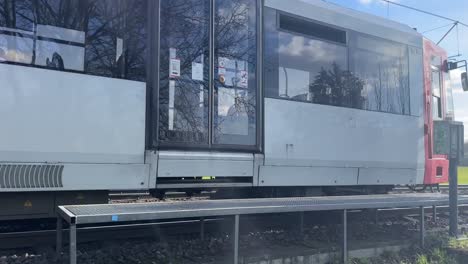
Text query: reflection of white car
35 24 85 71
0 48 6 61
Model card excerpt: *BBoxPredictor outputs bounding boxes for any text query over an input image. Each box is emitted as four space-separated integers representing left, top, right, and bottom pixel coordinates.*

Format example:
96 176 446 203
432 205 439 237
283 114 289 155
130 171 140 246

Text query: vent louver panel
0 164 64 189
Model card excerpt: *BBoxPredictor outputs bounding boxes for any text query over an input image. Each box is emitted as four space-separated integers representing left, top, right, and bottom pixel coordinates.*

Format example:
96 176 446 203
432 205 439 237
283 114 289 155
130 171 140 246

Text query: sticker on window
169 48 180 78
192 54 204 81
170 58 181 78
238 70 248 88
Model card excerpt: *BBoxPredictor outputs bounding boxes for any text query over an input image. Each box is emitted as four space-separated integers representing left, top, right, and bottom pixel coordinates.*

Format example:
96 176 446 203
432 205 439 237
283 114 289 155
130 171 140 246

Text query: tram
0 0 466 219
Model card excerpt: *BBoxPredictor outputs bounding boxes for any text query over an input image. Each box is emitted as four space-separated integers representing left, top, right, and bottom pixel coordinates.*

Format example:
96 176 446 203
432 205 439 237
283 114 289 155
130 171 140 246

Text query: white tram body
0 0 456 218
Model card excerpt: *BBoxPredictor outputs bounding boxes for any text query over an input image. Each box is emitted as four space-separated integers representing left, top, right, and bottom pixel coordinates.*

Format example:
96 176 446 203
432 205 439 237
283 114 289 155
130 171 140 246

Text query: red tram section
423 39 454 185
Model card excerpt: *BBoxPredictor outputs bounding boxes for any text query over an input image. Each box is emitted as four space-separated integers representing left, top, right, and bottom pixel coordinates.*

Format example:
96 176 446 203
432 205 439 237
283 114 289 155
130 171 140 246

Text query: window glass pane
432 71 441 97
265 8 364 109
0 0 147 81
444 72 455 120
0 0 34 63
214 0 257 146
278 32 349 104
409 46 423 117
433 96 442 119
350 34 410 115
158 0 209 144
279 13 347 44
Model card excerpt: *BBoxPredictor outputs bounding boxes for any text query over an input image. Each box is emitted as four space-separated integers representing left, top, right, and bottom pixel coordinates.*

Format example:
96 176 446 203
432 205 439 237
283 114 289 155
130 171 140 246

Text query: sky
306 0 468 140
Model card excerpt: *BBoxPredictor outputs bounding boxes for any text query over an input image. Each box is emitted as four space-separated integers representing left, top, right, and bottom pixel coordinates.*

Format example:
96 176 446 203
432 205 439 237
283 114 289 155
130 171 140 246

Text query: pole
449 157 459 237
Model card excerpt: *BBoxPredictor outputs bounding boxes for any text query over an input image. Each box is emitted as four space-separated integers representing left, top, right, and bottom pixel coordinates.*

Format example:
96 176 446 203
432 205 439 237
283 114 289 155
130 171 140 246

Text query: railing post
200 217 205 241
234 215 240 264
56 216 63 257
299 212 304 233
70 223 77 264
449 157 459 237
343 209 348 264
420 206 425 248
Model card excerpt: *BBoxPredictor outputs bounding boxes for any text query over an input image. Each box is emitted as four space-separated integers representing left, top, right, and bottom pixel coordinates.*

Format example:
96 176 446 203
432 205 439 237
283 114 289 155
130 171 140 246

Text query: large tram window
265 8 356 108
350 34 410 115
214 0 257 146
0 0 147 81
158 0 210 144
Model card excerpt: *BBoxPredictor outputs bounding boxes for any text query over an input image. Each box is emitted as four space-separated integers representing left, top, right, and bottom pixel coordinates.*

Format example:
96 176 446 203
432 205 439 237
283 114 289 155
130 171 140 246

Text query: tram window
350 34 410 115
0 0 147 81
214 0 257 146
265 8 362 109
158 0 210 144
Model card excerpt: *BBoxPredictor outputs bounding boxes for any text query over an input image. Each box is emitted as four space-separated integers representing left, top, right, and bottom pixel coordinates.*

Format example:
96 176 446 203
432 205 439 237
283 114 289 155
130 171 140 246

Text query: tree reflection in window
158 0 210 144
0 0 147 81
309 63 365 110
214 0 257 146
264 7 411 116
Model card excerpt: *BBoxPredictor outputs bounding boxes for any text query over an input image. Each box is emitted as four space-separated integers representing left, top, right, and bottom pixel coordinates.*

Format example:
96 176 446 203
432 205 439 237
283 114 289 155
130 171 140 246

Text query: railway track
393 185 468 193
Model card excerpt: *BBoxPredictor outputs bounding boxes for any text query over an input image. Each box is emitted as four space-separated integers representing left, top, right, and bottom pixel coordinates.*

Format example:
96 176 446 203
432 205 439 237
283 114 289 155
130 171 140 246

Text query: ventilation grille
0 164 64 189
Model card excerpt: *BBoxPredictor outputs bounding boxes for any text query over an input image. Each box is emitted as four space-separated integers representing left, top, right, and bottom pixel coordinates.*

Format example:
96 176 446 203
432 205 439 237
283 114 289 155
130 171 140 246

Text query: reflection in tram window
276 32 348 102
0 32 33 63
445 72 455 120
159 0 210 145
0 0 147 81
264 7 412 116
214 0 257 146
350 34 410 115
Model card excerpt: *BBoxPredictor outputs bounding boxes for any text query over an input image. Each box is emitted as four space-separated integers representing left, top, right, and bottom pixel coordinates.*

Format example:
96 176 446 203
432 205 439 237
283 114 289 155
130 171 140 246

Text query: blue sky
313 0 468 139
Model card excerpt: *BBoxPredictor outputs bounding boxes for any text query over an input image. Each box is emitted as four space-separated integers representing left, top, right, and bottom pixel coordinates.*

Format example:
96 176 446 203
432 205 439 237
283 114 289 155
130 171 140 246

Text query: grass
349 234 468 264
457 167 468 185
440 167 468 185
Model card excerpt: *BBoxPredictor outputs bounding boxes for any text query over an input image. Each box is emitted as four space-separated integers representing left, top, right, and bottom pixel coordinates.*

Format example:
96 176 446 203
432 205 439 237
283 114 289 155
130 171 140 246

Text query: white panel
265 0 422 47
157 151 254 178
0 163 149 192
259 166 358 186
36 24 85 43
264 99 425 173
0 64 146 164
358 168 417 185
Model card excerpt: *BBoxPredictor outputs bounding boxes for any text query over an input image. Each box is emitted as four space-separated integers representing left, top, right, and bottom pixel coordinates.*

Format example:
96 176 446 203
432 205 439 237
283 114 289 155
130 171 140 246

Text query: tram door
157 0 258 151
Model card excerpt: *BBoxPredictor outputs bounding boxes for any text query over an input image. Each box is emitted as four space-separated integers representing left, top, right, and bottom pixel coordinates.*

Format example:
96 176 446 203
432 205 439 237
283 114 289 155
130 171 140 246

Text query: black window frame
278 12 347 45
152 0 263 153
